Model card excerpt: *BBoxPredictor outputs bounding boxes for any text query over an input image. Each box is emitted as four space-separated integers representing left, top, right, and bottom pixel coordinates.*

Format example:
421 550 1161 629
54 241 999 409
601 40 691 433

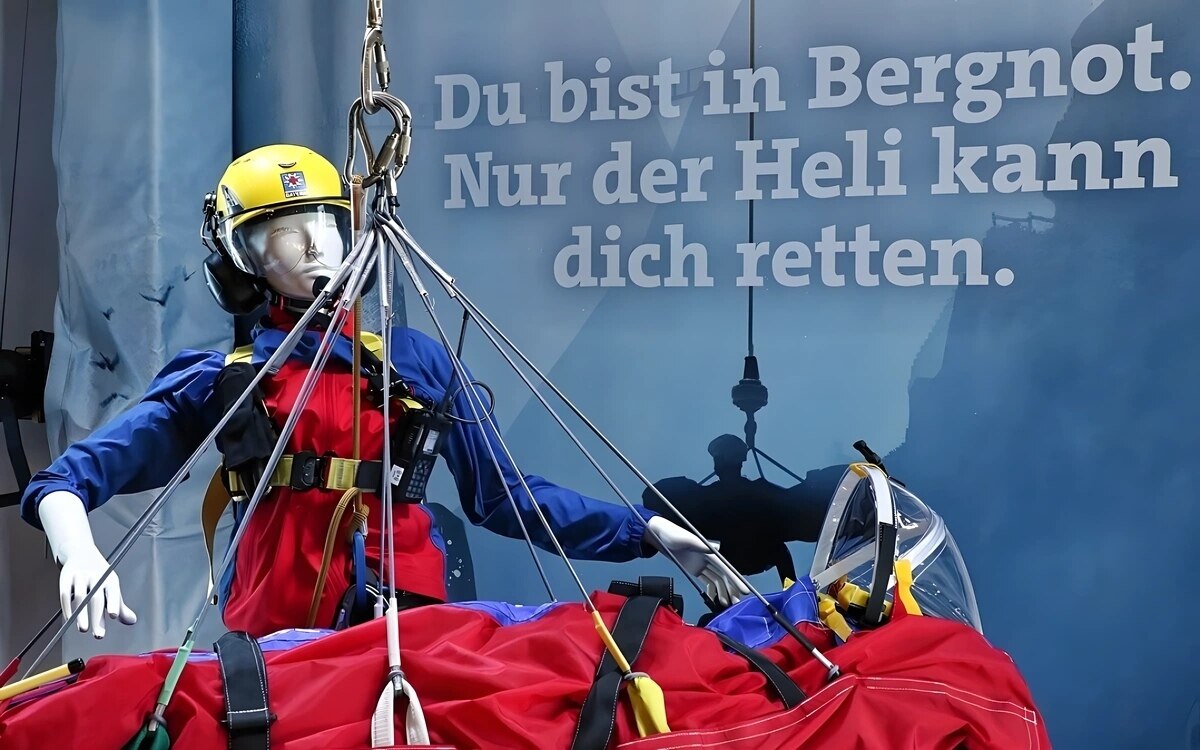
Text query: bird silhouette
91 352 120 372
99 393 130 408
101 307 115 320
140 283 175 307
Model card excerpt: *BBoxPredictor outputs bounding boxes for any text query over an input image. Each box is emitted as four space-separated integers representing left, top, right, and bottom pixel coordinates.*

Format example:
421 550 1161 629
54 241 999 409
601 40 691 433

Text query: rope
349 176 369 570
307 176 370 628
307 487 361 627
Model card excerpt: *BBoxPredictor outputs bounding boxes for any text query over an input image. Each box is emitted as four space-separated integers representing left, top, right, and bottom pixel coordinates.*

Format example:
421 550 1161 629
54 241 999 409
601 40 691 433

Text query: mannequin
23 144 748 638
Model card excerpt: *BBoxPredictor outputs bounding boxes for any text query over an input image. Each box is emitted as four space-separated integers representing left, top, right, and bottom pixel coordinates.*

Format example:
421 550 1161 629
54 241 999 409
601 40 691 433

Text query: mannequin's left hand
644 516 749 607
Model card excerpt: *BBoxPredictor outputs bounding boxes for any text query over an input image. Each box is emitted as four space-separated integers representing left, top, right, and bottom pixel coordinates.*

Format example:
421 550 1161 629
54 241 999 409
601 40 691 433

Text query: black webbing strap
712 631 806 708
0 396 31 508
571 577 808 749
213 364 276 476
571 577 677 750
606 577 683 616
215 631 275 750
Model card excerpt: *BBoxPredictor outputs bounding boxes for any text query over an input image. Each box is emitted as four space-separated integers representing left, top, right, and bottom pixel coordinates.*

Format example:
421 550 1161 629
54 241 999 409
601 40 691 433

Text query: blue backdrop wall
31 2 1200 748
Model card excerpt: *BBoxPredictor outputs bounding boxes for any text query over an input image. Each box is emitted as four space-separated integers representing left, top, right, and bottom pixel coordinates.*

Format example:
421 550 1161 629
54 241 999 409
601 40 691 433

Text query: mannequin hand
39 491 138 638
645 516 749 607
58 545 138 638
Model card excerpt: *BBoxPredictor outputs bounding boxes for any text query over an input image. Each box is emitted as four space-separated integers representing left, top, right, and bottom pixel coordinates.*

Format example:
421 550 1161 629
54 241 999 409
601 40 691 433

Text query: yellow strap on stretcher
893 558 923 616
816 594 854 641
813 559 924 641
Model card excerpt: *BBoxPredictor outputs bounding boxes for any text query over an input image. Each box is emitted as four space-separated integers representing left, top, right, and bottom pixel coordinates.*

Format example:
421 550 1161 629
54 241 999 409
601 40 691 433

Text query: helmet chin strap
312 275 332 297
264 280 349 337
270 275 335 316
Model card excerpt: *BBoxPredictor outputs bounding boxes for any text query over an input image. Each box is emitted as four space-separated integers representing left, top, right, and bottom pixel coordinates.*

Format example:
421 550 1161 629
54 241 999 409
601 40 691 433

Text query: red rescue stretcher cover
0 590 1050 749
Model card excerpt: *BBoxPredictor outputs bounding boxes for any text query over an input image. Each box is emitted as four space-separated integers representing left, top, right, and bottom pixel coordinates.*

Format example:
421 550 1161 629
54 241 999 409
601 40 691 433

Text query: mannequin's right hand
40 490 138 638
58 545 138 639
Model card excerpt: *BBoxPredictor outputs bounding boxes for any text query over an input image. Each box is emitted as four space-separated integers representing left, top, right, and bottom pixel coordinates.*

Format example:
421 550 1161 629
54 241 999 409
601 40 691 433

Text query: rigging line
388 225 711 607
376 205 399 611
4 606 56 680
374 217 392 597
374 213 557 603
752 447 804 484
394 227 839 677
189 231 378 642
377 215 566 603
152 258 375 725
0 1 31 350
382 222 671 736
373 204 405 693
745 0 758 362
20 231 375 678
754 447 766 480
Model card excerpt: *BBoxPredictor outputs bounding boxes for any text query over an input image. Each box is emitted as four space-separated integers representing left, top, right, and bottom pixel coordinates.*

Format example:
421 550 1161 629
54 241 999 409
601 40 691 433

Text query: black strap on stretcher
571 576 806 750
711 630 806 708
215 631 275 750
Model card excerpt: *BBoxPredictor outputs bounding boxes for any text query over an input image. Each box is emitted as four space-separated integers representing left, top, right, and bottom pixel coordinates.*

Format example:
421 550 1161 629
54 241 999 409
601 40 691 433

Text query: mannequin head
232 204 348 300
202 144 352 313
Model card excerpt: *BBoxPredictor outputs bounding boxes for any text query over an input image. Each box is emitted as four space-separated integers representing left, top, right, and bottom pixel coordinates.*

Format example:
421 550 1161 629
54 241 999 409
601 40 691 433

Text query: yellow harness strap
224 330 387 367
226 455 390 494
201 467 234 597
832 576 893 619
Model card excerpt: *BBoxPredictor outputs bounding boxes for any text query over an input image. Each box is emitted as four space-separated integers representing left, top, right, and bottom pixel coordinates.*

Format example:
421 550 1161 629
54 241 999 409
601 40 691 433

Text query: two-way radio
390 406 451 502
384 312 482 503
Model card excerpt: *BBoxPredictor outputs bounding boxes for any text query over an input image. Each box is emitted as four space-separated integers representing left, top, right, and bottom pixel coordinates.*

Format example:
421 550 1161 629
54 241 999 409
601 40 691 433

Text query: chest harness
201 327 451 629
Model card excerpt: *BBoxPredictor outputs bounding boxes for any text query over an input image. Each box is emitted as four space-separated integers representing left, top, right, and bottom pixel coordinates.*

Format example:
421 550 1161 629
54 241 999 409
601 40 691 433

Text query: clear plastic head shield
810 464 983 633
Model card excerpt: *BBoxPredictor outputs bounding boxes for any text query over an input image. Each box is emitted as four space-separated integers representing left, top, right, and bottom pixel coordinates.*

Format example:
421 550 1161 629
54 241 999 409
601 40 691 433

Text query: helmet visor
221 204 351 299
222 204 350 276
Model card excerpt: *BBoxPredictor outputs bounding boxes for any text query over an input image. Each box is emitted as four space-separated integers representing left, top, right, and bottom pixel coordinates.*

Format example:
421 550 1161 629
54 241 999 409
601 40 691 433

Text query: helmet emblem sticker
280 171 308 198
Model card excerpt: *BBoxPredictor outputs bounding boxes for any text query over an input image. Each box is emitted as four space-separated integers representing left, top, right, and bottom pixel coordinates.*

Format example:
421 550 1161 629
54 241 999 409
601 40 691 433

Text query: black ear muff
203 253 268 316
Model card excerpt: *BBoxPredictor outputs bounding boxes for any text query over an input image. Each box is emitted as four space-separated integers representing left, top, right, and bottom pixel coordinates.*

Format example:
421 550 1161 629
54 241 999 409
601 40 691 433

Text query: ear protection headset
200 191 274 316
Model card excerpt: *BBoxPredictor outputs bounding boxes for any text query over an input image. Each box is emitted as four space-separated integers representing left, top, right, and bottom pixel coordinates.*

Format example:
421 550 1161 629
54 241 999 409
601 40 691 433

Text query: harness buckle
289 451 326 491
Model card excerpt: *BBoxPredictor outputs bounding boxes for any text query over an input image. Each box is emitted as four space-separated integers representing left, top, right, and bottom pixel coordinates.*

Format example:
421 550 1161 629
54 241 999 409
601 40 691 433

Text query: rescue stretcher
0 465 1050 749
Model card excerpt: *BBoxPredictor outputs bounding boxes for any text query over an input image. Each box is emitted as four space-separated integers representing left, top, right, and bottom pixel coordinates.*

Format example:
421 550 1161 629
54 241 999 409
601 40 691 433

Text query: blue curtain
44 1 407 658
47 0 233 657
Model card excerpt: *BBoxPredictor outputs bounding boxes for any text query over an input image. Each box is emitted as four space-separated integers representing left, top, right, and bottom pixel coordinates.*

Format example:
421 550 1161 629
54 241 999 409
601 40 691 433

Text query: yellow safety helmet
202 144 352 313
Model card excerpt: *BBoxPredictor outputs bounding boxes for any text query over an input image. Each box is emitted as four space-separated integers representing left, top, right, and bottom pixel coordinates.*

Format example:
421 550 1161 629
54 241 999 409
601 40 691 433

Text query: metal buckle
289 451 325 491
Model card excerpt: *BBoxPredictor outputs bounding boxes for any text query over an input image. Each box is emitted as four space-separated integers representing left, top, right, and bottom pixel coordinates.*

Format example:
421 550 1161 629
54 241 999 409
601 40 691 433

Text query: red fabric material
0 658 17 688
223 356 446 636
0 594 1049 750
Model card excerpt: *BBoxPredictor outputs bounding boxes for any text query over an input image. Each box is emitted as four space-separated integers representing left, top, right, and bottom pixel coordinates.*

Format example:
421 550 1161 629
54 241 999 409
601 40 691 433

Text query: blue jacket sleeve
20 349 226 529
393 329 658 562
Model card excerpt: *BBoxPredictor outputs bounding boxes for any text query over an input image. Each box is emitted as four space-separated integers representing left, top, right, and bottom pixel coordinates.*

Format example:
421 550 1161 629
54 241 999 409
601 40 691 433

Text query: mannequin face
239 206 347 300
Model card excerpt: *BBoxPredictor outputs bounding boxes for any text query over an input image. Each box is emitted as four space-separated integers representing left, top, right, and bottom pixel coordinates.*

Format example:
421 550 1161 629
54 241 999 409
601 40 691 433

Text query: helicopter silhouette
643 294 847 588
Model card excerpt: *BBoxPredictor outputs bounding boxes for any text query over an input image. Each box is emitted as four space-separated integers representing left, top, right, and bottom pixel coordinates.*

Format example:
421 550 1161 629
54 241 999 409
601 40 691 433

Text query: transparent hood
892 483 982 633
810 466 983 633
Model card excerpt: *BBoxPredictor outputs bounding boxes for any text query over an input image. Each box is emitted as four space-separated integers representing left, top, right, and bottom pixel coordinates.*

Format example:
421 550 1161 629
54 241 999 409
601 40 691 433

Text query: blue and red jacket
21 318 658 636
